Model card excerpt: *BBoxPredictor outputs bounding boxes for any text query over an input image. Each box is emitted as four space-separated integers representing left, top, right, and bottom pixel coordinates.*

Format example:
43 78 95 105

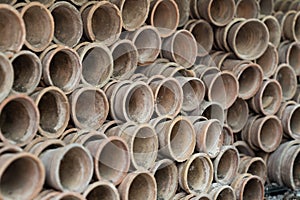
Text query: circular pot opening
288 43 300 75
238 65 262 98
191 21 213 56
216 149 238 182
182 79 204 111
275 65 297 100
260 117 281 151
227 98 248 132
210 0 235 26
291 106 300 137
86 184 117 200
154 163 177 198
261 81 281 114
263 17 280 46
242 178 263 200
205 121 222 157
236 0 259 19
128 173 155 200
247 159 266 180
122 0 149 30
256 44 277 77
259 0 273 15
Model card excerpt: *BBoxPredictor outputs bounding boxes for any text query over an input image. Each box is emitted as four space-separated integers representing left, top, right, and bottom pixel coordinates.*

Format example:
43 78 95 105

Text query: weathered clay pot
255 43 279 78
19 2 54 52
179 153 213 194
278 41 300 76
39 143 93 193
125 25 161 65
85 136 130 185
238 156 267 184
235 0 259 19
161 30 197 68
83 181 120 200
118 171 157 200
0 53 13 102
185 19 213 57
110 39 138 78
197 0 235 26
156 116 196 162
0 4 25 53
150 159 178 199
69 86 109 130
227 18 269 60
213 145 240 185
261 15 281 47
0 94 39 146
31 86 70 138
76 42 113 88
273 64 297 100
280 104 300 139
282 10 300 42
113 0 150 31
0 152 45 199
148 0 179 37
193 119 223 158
49 1 83 47
176 76 205 112
41 45 82 94
227 98 249 133
231 174 264 200
202 71 239 109
10 50 42 95
222 124 234 146
249 79 282 115
209 184 236 200
81 1 122 45
149 77 183 117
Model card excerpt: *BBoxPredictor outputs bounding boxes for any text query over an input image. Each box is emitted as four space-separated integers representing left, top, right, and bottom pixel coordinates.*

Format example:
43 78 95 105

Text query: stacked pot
0 0 299 199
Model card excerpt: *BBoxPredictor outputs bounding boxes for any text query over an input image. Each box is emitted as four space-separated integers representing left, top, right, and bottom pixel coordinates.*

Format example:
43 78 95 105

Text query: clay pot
31 86 69 138
193 119 223 158
149 77 183 117
222 60 263 100
197 0 235 26
249 79 282 115
176 77 205 112
185 20 213 57
0 152 45 199
19 2 54 52
69 86 109 130
125 26 161 65
0 53 13 102
49 2 82 47
261 15 281 47
231 174 264 200
41 45 82 94
282 11 300 42
113 0 150 31
248 115 282 153
227 19 269 60
156 116 196 162
0 4 25 53
278 41 300 76
202 71 239 109
118 171 157 200
39 143 93 193
213 146 240 185
150 159 178 199
227 98 249 133
255 43 279 78
83 181 120 200
235 0 259 19
110 39 138 78
280 104 300 139
148 0 179 37
108 80 154 123
85 136 130 185
258 0 274 15
10 50 41 94
81 1 122 45
273 64 297 100
0 94 39 146
179 153 213 194
174 0 190 27
209 184 236 200
162 30 197 68
238 156 267 183
76 42 113 87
